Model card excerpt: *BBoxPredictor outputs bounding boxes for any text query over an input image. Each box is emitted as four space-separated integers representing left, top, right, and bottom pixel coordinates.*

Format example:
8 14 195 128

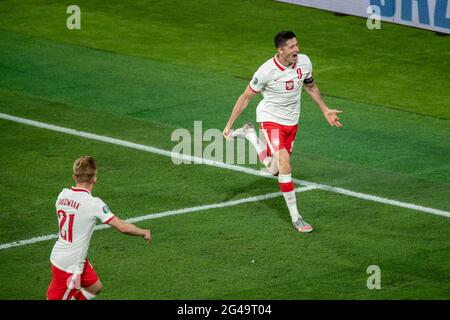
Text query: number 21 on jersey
57 210 75 243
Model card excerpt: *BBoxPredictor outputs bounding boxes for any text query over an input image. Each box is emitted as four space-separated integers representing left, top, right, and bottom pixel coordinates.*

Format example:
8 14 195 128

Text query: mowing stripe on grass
1 112 449 219
0 186 317 250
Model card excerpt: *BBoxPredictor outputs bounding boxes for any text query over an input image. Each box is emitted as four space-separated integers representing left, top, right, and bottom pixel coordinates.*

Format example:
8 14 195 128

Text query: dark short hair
274 31 297 48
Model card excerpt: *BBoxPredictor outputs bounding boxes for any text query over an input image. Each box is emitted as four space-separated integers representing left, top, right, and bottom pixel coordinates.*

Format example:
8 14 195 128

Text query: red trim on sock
279 181 294 193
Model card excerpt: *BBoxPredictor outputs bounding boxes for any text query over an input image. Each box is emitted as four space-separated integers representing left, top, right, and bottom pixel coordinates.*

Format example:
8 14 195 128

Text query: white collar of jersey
273 54 296 71
71 187 91 194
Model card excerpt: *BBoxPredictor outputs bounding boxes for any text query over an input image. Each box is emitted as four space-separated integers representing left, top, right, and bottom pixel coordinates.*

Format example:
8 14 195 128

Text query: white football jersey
249 54 313 126
50 187 115 274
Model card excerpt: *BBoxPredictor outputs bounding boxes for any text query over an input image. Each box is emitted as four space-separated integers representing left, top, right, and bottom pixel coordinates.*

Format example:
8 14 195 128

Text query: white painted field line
312 184 450 218
0 186 317 250
0 112 449 219
0 112 278 181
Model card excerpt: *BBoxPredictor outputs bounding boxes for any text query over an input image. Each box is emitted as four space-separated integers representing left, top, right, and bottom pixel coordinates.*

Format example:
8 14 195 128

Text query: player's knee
278 158 291 174
86 280 102 295
279 165 291 174
94 281 102 295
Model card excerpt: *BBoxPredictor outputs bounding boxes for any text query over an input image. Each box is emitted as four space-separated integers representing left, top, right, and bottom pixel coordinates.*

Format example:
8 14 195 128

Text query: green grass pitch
0 0 449 299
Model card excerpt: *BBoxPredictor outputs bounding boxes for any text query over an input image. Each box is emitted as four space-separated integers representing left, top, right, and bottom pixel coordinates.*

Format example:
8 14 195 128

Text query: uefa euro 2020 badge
103 205 111 214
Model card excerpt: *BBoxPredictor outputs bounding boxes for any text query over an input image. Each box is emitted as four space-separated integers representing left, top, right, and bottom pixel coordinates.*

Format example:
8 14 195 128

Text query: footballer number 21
57 210 75 243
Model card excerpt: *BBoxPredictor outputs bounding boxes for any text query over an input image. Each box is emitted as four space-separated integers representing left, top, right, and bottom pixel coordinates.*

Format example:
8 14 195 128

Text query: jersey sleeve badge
102 205 111 214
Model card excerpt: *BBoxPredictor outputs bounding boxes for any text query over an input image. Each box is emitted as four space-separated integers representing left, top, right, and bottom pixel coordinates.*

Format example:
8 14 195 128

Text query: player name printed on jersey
249 54 313 126
57 198 81 210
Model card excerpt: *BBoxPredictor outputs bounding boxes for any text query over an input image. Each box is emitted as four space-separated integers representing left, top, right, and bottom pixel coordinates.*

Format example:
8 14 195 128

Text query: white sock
245 129 265 155
245 129 277 173
278 174 301 222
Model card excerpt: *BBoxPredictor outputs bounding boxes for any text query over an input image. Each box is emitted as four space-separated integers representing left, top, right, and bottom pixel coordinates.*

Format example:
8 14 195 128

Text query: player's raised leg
231 122 278 175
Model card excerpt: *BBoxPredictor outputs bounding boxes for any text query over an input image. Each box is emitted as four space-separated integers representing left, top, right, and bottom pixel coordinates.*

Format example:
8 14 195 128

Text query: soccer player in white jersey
47 156 152 300
223 31 343 233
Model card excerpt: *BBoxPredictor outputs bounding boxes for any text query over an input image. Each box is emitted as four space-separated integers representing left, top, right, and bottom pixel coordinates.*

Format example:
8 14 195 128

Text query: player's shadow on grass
222 178 292 225
263 196 292 225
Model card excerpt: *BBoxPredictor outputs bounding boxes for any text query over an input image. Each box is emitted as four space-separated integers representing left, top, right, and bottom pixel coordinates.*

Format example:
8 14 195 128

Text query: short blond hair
73 156 97 183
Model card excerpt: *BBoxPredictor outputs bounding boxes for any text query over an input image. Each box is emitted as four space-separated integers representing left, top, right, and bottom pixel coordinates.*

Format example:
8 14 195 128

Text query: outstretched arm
223 86 258 139
108 216 152 244
304 81 343 127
